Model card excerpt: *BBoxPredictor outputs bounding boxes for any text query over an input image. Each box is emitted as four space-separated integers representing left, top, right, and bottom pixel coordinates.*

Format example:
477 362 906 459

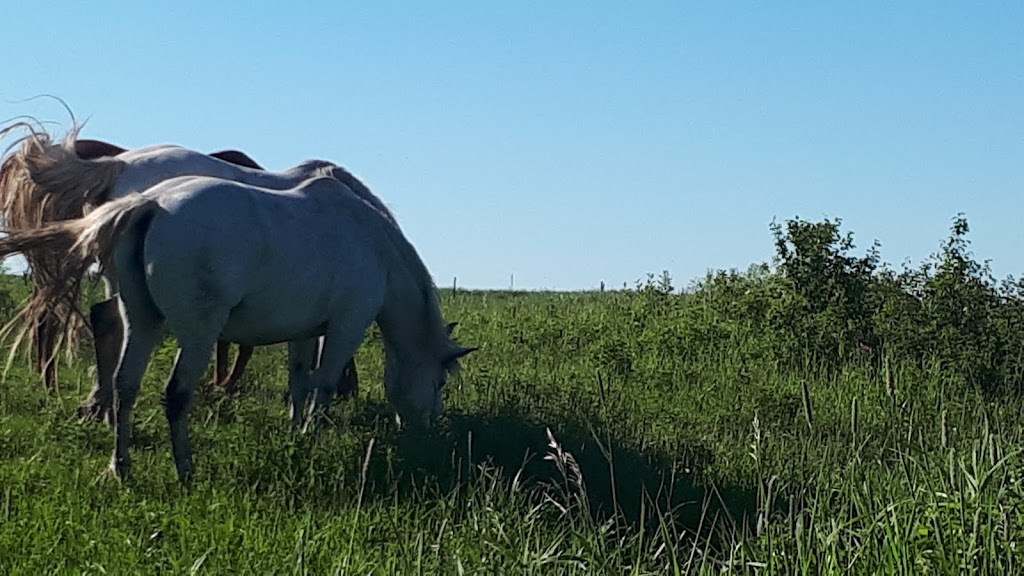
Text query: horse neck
376 275 427 359
374 254 447 362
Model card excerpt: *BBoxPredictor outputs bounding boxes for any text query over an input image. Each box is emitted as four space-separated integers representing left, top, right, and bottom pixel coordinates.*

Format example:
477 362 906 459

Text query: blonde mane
0 121 126 375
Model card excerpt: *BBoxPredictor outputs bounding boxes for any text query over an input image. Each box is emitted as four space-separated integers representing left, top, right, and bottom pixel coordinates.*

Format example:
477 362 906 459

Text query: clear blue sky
2 1 1021 290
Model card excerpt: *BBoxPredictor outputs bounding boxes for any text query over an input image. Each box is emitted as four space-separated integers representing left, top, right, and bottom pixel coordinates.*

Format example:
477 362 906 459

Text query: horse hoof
301 410 332 434
175 464 194 484
108 457 131 482
77 401 114 427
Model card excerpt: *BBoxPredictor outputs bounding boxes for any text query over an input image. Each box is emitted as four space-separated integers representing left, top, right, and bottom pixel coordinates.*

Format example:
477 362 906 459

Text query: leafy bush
617 213 1024 396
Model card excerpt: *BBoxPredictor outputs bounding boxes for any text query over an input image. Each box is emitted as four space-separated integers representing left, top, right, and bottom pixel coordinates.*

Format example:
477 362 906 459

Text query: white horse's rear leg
110 317 162 479
164 337 217 482
108 245 166 480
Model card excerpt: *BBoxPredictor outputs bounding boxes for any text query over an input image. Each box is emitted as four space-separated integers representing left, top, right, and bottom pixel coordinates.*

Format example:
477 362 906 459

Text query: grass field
2 221 1024 573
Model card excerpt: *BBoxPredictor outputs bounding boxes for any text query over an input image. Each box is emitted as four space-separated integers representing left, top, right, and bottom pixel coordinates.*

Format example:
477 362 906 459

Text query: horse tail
0 219 86 259
0 120 126 384
0 194 159 381
0 193 156 264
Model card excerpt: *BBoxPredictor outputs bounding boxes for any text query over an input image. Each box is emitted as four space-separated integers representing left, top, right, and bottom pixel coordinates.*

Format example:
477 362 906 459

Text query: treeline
618 215 1024 395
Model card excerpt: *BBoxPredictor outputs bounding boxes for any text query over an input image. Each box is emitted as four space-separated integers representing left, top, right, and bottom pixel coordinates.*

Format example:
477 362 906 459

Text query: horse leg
314 336 358 399
287 339 319 426
80 298 122 426
222 345 255 394
105 245 165 480
338 357 359 399
35 312 58 390
156 298 228 481
109 308 163 480
164 337 217 483
306 322 375 430
213 341 230 387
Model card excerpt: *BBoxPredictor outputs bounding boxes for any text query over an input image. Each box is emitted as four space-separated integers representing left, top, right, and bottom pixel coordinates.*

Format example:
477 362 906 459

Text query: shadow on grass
345 399 777 547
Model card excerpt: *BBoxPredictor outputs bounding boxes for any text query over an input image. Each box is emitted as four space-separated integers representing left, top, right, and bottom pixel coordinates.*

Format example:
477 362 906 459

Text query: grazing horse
0 174 477 482
0 124 389 424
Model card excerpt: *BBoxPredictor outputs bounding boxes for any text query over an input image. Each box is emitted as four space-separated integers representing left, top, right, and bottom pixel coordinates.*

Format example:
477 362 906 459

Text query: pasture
1 216 1023 574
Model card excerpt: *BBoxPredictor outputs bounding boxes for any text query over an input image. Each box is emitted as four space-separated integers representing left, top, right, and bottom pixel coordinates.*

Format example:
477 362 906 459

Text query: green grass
1 287 1023 574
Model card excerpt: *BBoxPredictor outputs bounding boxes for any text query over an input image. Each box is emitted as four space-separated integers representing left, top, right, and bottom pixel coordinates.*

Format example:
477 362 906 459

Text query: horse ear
446 321 459 336
443 346 478 368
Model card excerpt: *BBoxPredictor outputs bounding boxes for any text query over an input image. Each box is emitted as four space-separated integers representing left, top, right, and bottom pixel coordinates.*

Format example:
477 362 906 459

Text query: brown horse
2 135 358 422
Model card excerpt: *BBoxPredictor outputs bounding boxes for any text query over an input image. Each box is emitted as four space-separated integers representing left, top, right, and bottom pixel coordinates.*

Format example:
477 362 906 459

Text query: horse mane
376 217 450 352
0 121 125 370
322 164 398 226
278 159 394 225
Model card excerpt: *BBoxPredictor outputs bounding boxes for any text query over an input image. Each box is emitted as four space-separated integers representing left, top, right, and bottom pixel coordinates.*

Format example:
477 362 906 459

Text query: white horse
0 125 395 424
0 173 476 481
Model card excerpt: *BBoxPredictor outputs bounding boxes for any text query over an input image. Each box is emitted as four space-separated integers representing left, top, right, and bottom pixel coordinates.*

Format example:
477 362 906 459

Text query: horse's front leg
79 298 122 426
306 319 375 431
287 339 319 426
315 336 359 399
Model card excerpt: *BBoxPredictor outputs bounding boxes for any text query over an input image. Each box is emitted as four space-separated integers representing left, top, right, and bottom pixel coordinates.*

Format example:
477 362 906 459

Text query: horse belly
222 250 388 347
220 292 330 347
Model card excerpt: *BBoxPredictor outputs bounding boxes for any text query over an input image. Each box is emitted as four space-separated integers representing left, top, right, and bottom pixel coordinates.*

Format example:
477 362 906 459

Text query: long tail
0 193 157 264
0 193 159 378
0 120 128 385
0 219 88 259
